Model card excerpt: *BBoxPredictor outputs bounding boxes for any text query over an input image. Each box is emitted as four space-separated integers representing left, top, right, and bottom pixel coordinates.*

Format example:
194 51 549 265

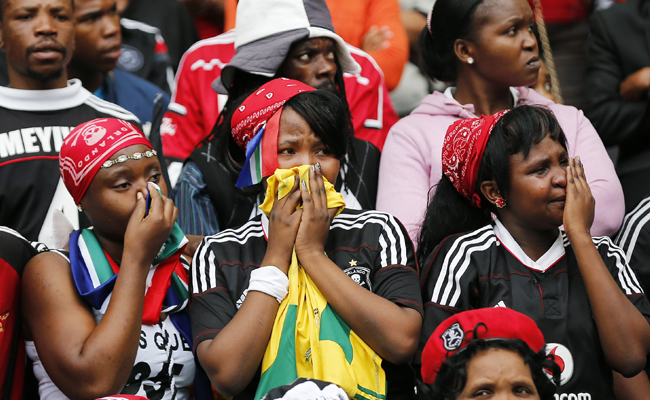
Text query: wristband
248 266 289 303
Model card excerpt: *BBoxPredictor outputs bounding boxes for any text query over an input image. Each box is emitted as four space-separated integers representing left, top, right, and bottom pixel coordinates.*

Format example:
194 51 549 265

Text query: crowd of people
1 0 650 399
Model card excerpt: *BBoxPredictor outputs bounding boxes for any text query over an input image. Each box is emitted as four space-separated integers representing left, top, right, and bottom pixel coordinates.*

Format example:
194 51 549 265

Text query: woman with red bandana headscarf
416 105 650 400
190 78 422 400
21 119 210 400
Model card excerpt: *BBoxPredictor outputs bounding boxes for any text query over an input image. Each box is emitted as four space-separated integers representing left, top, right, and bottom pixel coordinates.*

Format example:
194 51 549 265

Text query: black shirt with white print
420 219 650 400
0 79 139 245
191 208 423 400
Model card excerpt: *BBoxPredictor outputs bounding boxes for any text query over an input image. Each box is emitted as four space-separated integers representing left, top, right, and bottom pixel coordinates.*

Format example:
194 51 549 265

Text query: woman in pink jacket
377 0 623 244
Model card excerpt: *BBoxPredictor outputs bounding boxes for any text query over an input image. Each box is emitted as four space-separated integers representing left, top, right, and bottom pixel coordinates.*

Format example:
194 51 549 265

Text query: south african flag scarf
255 166 386 400
68 223 189 325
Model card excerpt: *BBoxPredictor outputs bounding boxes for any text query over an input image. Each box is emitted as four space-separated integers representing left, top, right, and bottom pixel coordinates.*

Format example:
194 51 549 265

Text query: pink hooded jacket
377 87 624 245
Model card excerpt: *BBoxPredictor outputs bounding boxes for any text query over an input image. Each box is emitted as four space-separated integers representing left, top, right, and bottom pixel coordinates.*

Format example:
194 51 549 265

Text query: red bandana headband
230 78 315 151
60 118 153 204
441 110 510 208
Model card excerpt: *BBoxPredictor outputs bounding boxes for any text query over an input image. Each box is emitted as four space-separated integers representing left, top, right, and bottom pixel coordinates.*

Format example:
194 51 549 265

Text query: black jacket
585 0 650 173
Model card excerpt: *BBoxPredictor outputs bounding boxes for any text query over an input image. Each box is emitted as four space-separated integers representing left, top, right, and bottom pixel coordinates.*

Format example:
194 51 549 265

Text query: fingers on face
310 163 327 209
301 172 313 208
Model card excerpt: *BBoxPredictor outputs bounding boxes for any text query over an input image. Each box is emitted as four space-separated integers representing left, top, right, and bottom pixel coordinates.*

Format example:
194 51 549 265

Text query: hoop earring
495 197 506 208
467 57 474 64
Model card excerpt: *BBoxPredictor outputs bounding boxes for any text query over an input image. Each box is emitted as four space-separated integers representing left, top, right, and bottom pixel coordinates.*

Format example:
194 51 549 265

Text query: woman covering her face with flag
21 119 210 399
190 78 423 400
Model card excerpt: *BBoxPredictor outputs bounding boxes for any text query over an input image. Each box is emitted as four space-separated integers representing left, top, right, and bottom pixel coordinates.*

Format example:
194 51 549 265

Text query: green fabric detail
255 305 299 400
153 223 185 263
357 384 387 400
171 273 188 302
148 184 185 264
80 230 114 283
319 305 353 363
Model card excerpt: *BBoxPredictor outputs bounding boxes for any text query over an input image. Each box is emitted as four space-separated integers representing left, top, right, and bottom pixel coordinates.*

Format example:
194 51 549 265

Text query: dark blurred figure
0 227 43 400
585 0 650 211
116 0 198 70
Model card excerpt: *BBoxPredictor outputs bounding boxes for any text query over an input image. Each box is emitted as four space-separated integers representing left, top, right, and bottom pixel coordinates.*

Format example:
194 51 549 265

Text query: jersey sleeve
189 237 237 352
161 51 205 161
593 236 650 322
372 213 423 315
417 234 482 364
345 47 399 151
615 198 650 294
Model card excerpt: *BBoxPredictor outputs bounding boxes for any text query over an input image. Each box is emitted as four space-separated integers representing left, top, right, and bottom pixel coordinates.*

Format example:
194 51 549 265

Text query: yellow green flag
255 166 386 400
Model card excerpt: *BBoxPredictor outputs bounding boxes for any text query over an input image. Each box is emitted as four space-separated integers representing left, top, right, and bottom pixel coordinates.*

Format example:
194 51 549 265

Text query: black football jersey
420 221 650 400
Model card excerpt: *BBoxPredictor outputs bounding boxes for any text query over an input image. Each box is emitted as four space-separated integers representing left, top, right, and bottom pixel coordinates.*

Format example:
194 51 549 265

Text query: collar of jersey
493 219 565 273
0 79 91 111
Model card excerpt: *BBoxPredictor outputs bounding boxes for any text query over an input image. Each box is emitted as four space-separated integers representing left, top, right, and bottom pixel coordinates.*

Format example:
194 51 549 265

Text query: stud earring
495 197 506 208
77 205 83 212
467 57 474 64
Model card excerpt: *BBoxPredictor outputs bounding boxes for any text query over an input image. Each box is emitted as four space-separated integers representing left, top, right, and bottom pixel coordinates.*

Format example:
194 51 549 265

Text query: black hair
210 82 352 182
418 0 485 82
417 105 567 263
430 329 560 400
284 90 351 161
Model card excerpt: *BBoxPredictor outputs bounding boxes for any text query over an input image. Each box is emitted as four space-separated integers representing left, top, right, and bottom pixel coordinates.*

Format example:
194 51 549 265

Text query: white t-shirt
26 307 195 399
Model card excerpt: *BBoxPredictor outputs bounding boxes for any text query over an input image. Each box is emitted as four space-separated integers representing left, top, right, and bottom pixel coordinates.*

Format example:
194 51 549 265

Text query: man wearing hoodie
161 0 398 161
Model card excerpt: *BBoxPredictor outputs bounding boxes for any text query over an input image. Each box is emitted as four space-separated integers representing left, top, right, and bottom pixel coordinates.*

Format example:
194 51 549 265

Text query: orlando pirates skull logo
81 124 107 146
344 266 372 291
441 322 464 351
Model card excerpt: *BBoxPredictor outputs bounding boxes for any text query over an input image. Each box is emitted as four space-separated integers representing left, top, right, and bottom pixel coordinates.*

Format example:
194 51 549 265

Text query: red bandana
230 78 315 151
60 118 152 204
441 110 510 208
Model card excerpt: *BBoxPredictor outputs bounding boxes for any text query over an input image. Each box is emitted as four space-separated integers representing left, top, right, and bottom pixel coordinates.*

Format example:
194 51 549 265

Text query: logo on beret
441 322 464 351
82 124 107 146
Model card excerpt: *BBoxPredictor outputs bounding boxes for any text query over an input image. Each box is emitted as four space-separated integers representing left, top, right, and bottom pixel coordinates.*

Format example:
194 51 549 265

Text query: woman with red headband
21 119 209 399
417 106 650 399
376 0 624 245
190 78 422 400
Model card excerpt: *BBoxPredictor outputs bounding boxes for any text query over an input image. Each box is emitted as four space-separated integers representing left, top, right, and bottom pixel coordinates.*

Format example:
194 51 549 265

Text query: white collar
0 79 91 111
444 86 521 110
493 219 565 273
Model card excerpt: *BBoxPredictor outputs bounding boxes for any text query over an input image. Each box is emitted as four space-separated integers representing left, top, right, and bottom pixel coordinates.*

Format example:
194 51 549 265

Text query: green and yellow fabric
255 165 386 400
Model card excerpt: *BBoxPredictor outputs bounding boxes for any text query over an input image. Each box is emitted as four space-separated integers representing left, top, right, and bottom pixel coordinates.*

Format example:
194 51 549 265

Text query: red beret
421 307 545 384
